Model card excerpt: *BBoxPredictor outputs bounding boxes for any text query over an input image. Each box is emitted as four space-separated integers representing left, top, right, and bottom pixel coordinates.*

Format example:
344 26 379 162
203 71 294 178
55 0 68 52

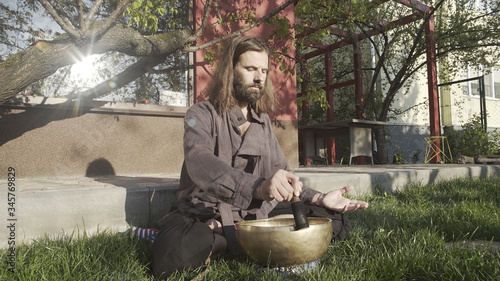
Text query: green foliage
298 95 328 125
220 6 256 25
203 45 224 67
294 0 500 124
437 0 500 69
445 114 500 158
294 0 499 165
124 0 183 32
0 1 46 58
296 54 331 124
392 145 405 164
0 0 191 104
294 0 374 38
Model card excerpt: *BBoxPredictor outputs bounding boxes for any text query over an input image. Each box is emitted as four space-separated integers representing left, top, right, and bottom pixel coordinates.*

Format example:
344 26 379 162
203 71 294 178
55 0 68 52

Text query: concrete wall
0 101 186 178
445 86 500 128
0 99 299 179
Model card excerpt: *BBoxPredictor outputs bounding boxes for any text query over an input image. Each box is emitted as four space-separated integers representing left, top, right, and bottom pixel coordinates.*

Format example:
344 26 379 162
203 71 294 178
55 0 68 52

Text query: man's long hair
206 36 278 114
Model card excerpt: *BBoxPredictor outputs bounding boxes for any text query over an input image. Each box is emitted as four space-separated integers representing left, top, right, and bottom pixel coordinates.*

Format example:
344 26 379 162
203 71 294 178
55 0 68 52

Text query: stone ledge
1 175 180 248
297 164 500 196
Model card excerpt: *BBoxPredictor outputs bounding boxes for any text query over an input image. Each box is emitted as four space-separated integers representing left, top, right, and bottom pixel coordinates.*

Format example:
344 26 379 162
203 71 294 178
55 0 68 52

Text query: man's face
233 51 269 103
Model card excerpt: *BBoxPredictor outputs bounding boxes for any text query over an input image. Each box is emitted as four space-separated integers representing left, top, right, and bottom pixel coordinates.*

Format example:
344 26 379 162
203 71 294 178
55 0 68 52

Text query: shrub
445 114 500 159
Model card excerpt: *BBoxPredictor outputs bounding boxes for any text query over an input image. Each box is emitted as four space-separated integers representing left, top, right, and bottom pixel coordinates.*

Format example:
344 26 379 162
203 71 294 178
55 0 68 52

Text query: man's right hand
254 169 303 202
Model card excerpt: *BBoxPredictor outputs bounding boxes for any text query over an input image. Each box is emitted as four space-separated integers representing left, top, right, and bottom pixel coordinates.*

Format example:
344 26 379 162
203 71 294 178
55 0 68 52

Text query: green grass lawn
1 177 499 280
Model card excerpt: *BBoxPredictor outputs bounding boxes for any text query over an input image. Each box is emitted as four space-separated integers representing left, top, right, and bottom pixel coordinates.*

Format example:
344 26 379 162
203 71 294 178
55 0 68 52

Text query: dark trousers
151 212 214 279
151 203 352 278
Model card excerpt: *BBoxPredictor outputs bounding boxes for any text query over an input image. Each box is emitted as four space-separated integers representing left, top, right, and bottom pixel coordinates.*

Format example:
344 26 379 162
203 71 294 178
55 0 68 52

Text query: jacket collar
229 104 265 125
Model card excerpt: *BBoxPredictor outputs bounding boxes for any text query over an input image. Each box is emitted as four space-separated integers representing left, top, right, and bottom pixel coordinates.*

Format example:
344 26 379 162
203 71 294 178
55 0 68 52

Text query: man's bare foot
205 219 223 235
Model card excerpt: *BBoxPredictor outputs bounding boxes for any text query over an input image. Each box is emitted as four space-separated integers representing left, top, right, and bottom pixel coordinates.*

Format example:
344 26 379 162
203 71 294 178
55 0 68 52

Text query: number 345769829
8 167 16 215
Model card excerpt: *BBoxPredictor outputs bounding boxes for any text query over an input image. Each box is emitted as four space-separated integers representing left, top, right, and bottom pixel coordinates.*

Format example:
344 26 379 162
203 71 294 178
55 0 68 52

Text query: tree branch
46 0 76 28
37 0 80 39
0 23 192 105
184 0 296 52
77 0 84 28
187 0 214 43
390 99 428 115
93 0 133 40
146 65 182 74
79 56 164 101
84 0 104 31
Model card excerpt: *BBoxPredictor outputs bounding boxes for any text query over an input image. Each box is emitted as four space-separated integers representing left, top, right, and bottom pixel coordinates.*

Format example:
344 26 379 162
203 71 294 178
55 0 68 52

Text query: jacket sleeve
265 116 321 203
182 103 263 210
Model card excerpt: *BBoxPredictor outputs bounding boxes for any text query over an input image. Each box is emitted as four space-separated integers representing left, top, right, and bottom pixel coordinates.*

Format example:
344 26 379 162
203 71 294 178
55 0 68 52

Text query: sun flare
71 55 97 82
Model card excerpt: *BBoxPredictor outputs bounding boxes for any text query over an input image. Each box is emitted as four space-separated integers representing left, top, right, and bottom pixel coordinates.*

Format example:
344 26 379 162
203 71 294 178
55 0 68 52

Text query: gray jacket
168 100 320 224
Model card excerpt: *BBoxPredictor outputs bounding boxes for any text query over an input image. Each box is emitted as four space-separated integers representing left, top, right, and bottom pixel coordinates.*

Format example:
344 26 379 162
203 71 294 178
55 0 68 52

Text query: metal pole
325 52 335 165
425 14 441 163
479 76 487 132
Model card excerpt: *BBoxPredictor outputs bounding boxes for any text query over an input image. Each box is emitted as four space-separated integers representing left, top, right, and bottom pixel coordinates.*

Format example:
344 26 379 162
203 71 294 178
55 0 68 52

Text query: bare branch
77 0 84 28
187 0 214 43
437 43 500 57
46 0 76 28
391 100 428 115
184 0 296 52
84 0 104 31
37 0 80 39
146 65 182 74
93 0 133 39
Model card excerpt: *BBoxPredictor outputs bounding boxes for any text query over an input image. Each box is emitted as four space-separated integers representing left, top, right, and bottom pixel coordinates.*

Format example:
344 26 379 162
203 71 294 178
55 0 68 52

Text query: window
462 67 481 97
494 67 500 99
484 69 492 98
462 65 500 99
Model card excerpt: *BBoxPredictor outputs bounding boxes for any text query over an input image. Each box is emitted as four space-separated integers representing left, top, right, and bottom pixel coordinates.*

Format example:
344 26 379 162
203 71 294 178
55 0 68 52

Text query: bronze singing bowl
235 217 333 266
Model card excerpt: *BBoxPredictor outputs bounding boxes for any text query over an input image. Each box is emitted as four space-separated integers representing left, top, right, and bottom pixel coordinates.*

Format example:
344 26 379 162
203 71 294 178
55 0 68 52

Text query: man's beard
233 73 264 103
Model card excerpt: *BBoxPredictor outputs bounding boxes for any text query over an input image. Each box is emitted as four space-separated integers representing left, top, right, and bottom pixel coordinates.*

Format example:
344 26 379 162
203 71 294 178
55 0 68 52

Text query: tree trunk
373 126 388 164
